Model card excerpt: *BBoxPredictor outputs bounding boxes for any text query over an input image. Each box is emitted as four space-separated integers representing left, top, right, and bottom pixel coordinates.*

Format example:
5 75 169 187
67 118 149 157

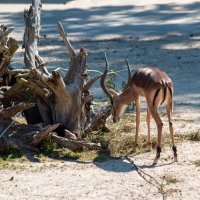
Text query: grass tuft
193 160 200 167
109 134 134 157
176 130 200 142
0 149 23 161
186 130 200 141
0 149 27 170
164 174 181 185
40 138 58 155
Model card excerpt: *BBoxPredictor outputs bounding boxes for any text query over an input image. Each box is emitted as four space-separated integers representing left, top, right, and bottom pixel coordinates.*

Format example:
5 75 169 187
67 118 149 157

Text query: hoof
174 157 178 162
153 157 159 165
146 144 152 152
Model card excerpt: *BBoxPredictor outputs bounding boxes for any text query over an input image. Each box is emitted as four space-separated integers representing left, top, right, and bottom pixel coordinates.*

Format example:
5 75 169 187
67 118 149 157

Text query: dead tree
0 0 110 153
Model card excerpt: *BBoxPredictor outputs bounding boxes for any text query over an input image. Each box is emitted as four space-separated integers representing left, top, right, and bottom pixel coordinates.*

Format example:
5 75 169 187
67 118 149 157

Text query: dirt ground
1 0 200 199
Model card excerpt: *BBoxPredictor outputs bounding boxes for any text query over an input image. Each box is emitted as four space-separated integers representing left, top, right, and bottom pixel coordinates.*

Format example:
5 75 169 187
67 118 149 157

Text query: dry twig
125 155 179 200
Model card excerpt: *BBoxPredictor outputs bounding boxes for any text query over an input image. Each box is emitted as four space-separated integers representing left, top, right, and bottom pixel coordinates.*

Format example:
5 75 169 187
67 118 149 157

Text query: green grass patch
2 113 200 164
109 134 134 156
176 130 200 142
164 174 181 185
60 150 98 161
87 113 176 157
39 148 105 162
40 138 58 155
40 138 100 162
87 131 112 150
193 160 200 167
0 149 23 161
186 130 200 141
0 149 27 170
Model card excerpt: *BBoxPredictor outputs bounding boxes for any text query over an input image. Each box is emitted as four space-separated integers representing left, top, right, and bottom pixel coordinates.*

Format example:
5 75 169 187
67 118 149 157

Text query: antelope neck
118 87 135 105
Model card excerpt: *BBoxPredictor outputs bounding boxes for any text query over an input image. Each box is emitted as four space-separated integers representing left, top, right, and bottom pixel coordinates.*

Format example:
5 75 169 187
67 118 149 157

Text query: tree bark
22 1 89 137
0 25 18 84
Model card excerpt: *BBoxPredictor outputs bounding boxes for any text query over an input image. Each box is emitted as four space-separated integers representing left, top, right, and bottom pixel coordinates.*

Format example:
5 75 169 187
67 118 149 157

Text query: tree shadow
1 1 200 109
0 146 177 172
92 154 175 173
93 157 136 172
0 148 41 163
0 0 73 4
1 2 200 38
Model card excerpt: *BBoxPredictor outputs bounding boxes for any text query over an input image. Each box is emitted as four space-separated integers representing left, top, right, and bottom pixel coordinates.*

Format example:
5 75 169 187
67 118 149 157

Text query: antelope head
100 53 131 123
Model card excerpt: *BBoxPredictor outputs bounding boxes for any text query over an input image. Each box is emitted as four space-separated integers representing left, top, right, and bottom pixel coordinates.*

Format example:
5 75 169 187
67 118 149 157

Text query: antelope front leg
146 108 152 152
133 97 140 153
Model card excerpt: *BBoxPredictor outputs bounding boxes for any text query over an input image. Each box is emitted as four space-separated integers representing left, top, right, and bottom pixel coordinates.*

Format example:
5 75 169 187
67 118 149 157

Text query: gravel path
1 1 200 199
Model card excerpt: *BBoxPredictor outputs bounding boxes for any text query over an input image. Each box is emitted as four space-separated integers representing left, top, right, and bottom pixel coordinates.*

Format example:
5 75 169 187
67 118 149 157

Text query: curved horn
124 58 132 86
100 52 113 100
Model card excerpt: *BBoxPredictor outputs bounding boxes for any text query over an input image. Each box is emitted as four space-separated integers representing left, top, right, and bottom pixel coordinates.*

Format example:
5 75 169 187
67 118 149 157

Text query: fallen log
51 133 83 152
51 132 101 152
32 123 60 145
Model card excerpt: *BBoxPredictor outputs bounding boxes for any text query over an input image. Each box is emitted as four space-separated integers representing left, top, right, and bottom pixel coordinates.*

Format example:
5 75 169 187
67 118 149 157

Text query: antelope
101 54 177 164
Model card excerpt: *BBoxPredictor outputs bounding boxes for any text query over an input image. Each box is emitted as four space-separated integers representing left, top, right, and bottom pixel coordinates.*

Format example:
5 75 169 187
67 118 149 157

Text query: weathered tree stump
0 0 111 153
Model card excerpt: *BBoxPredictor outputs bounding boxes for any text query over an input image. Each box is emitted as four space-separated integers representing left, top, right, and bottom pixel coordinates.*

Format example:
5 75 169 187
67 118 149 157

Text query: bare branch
0 102 35 119
77 140 101 150
32 123 60 145
7 69 30 76
51 132 101 152
2 83 24 105
0 37 18 77
125 156 170 198
84 74 102 91
51 132 83 152
17 78 47 101
0 25 14 42
64 129 77 140
35 54 50 75
85 108 111 133
57 21 76 61
30 68 55 91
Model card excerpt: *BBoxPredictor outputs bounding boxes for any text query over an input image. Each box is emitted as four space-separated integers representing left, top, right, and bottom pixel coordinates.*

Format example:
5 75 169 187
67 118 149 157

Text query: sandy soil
0 141 200 200
1 0 200 199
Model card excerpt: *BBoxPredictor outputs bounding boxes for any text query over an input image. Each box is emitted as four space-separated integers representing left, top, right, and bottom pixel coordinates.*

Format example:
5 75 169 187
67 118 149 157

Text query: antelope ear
108 88 119 98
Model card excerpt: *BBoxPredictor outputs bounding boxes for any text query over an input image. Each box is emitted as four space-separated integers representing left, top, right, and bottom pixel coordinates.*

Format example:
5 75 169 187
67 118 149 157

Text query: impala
101 54 177 164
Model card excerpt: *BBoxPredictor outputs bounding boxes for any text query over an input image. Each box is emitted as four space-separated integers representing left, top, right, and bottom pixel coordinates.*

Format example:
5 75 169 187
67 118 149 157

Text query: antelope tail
153 84 172 106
